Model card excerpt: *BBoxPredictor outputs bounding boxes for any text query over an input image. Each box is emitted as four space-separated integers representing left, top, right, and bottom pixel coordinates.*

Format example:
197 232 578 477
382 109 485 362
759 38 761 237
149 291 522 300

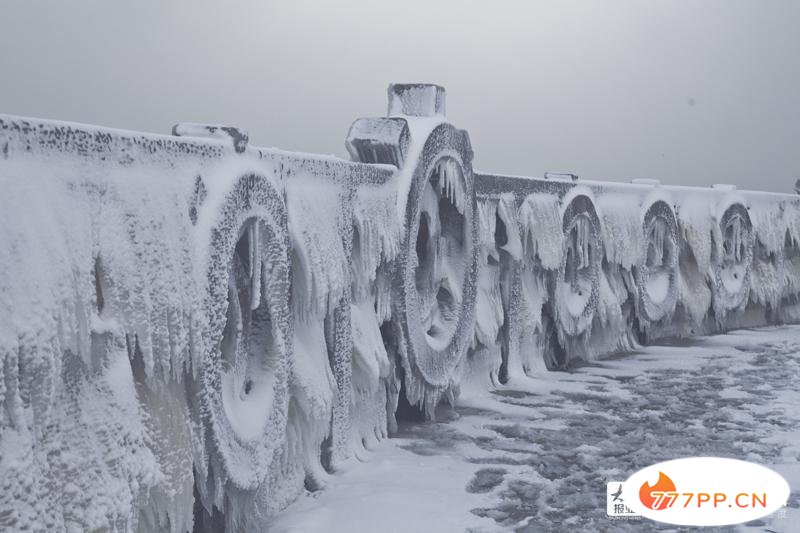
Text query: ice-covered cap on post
387 83 446 117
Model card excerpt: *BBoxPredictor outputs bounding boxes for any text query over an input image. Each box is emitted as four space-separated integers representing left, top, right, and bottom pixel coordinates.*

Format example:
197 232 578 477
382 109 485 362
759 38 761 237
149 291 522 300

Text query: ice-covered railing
473 173 800 379
0 114 401 531
2 84 800 532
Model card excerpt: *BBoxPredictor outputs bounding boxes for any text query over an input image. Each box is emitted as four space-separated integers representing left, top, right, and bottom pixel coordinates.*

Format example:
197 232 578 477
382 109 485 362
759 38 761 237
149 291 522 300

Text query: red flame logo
639 471 677 510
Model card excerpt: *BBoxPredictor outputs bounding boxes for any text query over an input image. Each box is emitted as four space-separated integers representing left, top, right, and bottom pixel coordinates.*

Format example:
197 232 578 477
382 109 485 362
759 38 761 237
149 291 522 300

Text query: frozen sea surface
269 326 800 532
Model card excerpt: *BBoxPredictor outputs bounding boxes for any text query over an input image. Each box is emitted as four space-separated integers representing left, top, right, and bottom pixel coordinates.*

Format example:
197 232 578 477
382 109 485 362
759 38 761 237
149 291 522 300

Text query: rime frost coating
3 85 800 532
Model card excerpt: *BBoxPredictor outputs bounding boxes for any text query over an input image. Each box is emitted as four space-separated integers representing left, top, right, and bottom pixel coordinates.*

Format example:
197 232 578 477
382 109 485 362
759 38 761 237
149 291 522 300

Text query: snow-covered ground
269 326 800 532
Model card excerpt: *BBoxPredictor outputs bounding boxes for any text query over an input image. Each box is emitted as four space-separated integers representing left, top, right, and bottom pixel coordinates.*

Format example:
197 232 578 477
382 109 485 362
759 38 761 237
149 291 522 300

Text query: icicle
439 245 464 305
649 219 666 267
374 268 393 324
473 259 504 348
496 195 522 260
519 193 562 269
419 180 442 299
287 176 349 321
734 217 742 261
656 220 665 265
477 200 498 253
436 158 466 215
572 216 591 269
519 266 548 334
582 218 589 268
231 267 244 336
250 221 262 311
351 182 401 293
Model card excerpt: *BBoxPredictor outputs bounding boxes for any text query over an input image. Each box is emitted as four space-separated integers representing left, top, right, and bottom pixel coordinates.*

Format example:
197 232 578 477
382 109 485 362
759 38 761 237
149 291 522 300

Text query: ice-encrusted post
388 83 446 117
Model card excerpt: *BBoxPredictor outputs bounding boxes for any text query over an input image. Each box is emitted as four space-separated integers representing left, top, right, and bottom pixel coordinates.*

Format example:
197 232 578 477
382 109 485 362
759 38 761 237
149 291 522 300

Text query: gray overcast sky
1 0 798 192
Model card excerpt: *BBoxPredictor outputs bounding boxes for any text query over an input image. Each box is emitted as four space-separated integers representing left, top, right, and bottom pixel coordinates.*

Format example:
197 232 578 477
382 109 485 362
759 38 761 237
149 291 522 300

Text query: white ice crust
3 101 800 533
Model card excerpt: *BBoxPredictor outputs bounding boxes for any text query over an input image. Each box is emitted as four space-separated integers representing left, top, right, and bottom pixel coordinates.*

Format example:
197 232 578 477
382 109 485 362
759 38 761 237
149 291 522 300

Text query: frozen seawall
1 84 800 532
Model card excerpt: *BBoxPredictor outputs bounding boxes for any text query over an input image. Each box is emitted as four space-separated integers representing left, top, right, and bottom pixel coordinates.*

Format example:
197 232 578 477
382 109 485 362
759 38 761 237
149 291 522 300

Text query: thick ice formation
3 84 800 532
0 121 220 531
